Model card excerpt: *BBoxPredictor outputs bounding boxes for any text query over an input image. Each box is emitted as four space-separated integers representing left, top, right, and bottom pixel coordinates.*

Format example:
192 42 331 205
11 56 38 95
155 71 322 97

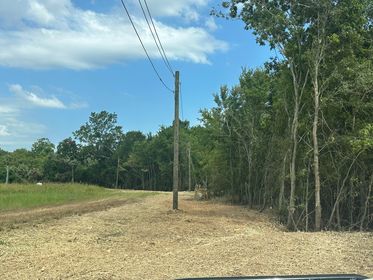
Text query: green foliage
207 0 373 230
350 124 373 152
31 138 55 157
0 0 372 231
0 183 155 212
74 111 123 159
72 111 124 186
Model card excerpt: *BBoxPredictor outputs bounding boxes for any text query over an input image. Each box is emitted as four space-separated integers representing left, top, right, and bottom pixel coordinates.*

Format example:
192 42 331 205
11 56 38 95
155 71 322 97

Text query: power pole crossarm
173 71 180 210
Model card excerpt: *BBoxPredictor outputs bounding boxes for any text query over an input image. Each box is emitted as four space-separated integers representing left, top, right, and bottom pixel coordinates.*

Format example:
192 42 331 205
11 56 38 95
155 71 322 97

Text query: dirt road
0 192 372 279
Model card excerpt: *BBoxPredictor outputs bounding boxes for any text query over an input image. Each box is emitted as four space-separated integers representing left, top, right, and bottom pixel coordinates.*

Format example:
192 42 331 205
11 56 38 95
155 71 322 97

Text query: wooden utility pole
188 143 192 192
115 157 120 189
173 71 180 210
71 165 75 183
5 165 9 184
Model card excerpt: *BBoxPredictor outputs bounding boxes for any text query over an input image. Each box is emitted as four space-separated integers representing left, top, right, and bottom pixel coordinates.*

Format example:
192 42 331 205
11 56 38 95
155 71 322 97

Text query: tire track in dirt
0 192 372 279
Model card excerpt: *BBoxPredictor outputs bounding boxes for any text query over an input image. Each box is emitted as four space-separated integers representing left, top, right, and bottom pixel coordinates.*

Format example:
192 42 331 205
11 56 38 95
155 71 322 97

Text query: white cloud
9 84 67 109
0 118 47 151
0 0 228 70
0 106 47 150
0 82 78 150
140 0 210 20
4 117 46 137
0 0 72 27
205 17 218 31
0 125 10 136
0 105 18 114
27 1 55 25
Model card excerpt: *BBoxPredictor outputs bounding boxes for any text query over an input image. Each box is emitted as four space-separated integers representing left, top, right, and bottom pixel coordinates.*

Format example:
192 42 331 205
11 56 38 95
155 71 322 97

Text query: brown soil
0 192 372 279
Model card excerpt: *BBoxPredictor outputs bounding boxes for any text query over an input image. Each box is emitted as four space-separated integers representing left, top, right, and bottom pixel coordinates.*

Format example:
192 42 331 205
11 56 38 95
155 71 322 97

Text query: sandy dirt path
0 192 372 279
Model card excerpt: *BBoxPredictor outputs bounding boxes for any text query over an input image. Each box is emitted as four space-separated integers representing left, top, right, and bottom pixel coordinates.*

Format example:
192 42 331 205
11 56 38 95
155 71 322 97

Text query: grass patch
0 183 155 212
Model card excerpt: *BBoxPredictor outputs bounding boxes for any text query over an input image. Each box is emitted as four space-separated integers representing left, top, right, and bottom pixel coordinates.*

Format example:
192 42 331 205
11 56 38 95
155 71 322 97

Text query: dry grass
0 192 372 279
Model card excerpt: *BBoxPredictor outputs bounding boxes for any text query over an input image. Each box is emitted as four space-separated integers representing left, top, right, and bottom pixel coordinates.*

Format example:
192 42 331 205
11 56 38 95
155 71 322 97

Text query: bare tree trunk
327 151 362 228
306 159 310 231
148 162 153 191
286 58 308 230
245 182 252 207
360 173 373 231
152 164 155 191
349 180 354 227
262 142 273 210
229 145 234 200
141 171 145 190
71 165 75 183
5 165 9 184
313 70 322 231
279 151 288 209
311 22 323 231
262 165 268 211
115 157 120 189
244 146 251 205
309 7 329 231
153 165 156 190
287 92 299 230
247 144 253 206
336 201 341 229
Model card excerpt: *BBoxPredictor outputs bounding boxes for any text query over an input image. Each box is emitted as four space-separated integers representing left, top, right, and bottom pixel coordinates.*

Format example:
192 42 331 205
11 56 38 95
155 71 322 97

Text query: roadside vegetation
0 0 372 231
0 183 153 212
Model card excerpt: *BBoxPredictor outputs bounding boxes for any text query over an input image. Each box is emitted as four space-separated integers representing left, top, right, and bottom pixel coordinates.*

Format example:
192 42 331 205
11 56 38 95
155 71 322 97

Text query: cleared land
0 192 372 279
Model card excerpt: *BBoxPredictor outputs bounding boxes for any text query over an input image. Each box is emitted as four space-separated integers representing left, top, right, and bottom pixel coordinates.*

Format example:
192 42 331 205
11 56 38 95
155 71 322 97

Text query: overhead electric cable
138 0 174 76
119 0 173 93
144 0 175 76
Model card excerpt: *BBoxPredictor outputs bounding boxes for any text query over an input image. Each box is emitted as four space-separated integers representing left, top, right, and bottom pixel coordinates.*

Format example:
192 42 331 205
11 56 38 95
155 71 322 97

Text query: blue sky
0 0 271 151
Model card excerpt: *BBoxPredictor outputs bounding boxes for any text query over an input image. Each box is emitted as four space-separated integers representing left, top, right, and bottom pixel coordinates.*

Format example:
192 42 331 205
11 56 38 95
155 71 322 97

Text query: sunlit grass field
0 183 154 212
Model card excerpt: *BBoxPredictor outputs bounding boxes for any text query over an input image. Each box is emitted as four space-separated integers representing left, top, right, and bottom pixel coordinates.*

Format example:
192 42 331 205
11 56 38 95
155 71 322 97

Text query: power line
143 0 175 76
119 0 173 93
138 0 174 76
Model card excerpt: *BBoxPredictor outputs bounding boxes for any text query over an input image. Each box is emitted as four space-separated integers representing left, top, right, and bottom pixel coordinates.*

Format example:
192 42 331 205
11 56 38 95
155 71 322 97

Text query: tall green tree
216 0 373 231
73 111 123 186
56 138 80 183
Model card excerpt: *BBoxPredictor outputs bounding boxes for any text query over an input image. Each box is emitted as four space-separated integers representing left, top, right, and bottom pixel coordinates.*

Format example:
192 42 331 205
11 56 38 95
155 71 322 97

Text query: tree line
1 0 372 231
0 111 191 192
204 0 372 231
